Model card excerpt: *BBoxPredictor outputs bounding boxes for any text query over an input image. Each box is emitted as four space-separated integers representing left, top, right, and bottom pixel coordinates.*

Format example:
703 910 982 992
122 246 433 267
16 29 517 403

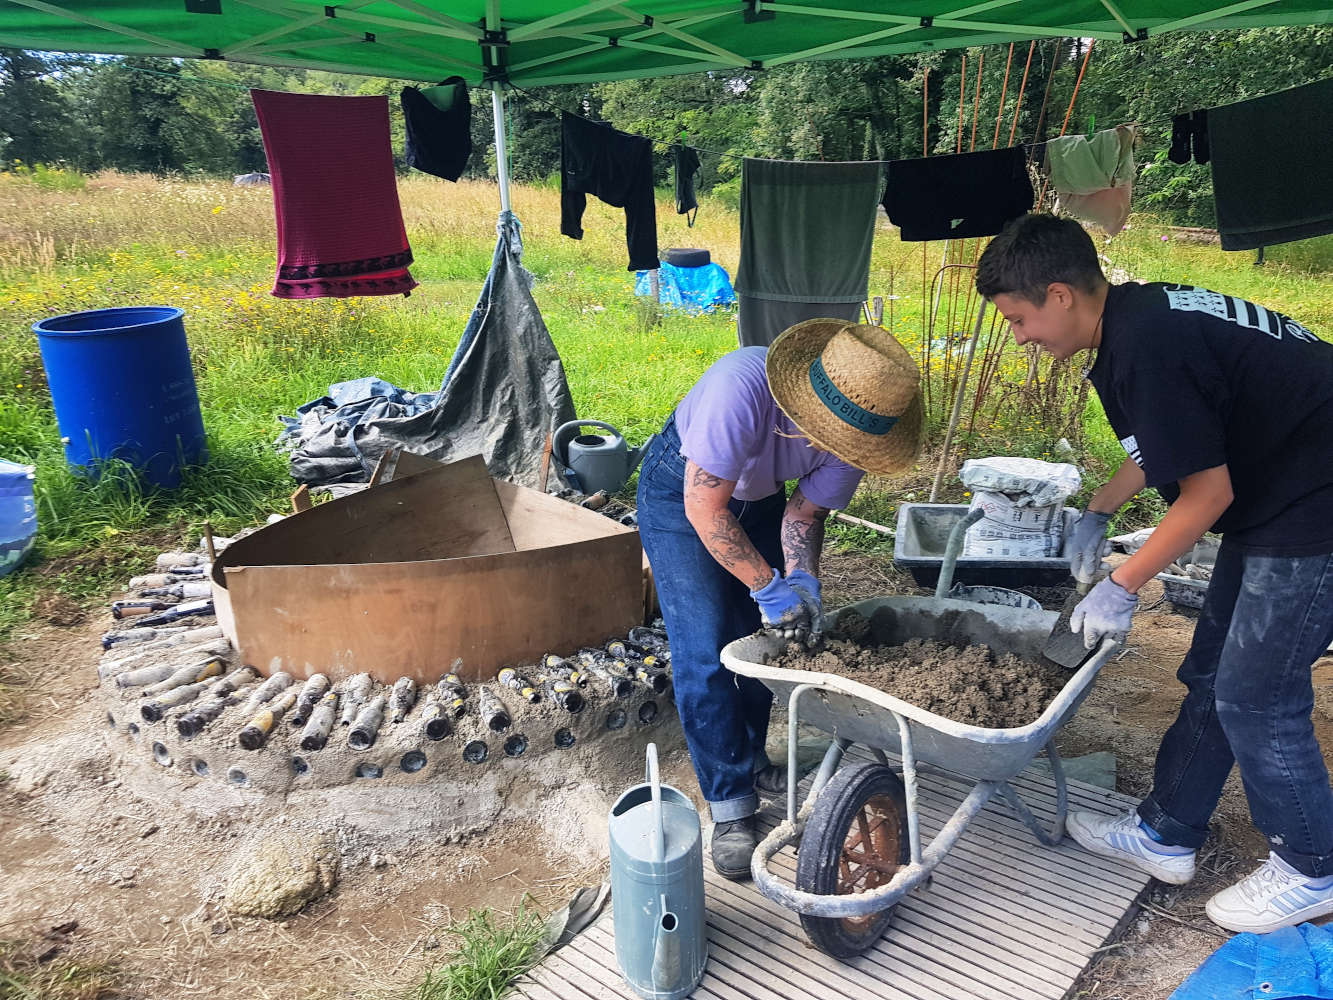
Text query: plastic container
33 307 207 488
608 744 707 1000
893 502 1076 588
0 459 37 579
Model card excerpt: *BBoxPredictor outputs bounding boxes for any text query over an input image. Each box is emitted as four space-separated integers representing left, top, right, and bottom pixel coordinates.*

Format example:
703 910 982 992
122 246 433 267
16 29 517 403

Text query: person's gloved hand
785 569 825 648
1069 574 1138 650
751 570 812 642
1069 509 1114 586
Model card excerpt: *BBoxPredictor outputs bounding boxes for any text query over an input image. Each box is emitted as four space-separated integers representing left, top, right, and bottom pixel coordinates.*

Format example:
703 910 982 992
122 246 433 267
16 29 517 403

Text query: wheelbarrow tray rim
721 595 1116 748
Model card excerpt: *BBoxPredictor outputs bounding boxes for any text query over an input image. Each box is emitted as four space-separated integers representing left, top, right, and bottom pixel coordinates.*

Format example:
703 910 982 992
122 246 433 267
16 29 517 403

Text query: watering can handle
552 420 625 465
645 742 665 864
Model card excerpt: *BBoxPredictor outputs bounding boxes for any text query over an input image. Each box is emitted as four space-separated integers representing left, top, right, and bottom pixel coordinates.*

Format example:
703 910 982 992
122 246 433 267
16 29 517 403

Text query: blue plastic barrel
33 307 207 488
0 459 36 579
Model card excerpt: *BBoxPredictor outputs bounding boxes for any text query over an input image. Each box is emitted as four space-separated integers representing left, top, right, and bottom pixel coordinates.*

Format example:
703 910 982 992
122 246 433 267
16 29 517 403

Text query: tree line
3 25 1331 226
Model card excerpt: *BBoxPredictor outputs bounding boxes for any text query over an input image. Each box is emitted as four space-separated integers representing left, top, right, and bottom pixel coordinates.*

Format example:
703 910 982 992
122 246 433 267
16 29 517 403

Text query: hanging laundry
1169 110 1209 165
675 143 701 225
734 158 882 347
252 90 416 299
883 146 1033 242
560 114 659 272
401 78 471 181
1045 124 1138 235
1208 78 1333 251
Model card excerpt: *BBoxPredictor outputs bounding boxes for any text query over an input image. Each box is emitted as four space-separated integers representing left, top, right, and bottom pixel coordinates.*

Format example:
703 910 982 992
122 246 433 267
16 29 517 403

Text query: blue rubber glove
1069 509 1113 586
786 569 825 647
1069 574 1137 650
750 570 811 641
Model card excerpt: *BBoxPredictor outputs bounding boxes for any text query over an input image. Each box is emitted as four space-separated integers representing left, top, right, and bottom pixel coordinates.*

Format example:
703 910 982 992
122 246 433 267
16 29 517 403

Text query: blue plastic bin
0 459 36 579
33 307 207 488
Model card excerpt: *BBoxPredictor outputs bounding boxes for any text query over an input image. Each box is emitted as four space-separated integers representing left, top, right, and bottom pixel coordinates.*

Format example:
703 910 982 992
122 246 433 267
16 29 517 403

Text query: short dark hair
976 214 1106 304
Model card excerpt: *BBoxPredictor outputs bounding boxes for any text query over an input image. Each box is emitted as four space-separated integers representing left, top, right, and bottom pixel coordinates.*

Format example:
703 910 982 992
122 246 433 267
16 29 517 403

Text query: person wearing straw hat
976 213 1333 934
636 320 922 878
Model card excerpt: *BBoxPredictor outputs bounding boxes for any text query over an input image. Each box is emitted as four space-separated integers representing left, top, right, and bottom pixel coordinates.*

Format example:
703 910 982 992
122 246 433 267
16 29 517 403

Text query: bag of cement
1110 527 1155 555
964 493 1066 558
959 457 1081 507
960 457 1079 558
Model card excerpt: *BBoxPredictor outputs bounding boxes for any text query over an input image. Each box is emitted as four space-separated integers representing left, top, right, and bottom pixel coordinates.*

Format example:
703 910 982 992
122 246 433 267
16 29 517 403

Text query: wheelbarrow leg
786 683 849 824
997 738 1068 847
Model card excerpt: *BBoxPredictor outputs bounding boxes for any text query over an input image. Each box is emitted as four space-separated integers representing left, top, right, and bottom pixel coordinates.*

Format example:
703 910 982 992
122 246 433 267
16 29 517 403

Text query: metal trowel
1041 576 1099 670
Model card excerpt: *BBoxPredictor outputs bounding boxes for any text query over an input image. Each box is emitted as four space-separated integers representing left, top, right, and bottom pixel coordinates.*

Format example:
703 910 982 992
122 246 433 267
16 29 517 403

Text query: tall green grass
2 170 1331 640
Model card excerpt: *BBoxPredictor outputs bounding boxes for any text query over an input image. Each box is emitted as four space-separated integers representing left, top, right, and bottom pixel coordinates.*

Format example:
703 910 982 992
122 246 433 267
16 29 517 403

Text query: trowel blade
1041 582 1094 670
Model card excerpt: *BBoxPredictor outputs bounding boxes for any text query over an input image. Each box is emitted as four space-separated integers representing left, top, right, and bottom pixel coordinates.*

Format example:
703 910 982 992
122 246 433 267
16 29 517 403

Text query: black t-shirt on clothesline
1089 281 1333 555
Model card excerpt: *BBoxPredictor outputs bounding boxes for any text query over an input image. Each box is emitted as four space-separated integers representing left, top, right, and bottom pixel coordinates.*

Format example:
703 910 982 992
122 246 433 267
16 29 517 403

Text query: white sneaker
1066 809 1197 885
1206 853 1333 934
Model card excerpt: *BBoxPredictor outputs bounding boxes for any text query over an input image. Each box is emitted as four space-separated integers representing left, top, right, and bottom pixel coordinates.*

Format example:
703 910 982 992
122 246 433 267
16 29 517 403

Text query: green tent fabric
2 0 1333 87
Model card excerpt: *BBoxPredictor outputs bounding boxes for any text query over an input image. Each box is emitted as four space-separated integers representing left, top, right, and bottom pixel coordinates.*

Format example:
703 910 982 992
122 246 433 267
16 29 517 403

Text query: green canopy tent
4 0 1333 208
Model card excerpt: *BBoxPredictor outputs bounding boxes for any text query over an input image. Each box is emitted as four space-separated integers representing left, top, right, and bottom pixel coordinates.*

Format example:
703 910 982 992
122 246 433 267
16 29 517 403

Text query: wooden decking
517 753 1151 1000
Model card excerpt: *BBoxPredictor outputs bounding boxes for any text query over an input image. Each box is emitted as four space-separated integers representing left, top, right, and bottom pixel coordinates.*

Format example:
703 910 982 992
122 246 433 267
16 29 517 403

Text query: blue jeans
637 414 785 822
1138 538 1333 876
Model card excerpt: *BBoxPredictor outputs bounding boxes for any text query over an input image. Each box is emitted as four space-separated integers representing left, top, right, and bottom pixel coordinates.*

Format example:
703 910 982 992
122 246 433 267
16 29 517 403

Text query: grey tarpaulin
278 212 576 488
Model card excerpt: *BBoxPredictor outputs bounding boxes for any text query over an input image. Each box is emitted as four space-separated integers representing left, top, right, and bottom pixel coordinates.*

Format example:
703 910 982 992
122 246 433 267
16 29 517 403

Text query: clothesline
111 59 1178 166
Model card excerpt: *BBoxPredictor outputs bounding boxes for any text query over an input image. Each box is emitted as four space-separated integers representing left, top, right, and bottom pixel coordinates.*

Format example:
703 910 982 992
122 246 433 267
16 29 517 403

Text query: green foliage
412 907 546 1000
3 161 86 190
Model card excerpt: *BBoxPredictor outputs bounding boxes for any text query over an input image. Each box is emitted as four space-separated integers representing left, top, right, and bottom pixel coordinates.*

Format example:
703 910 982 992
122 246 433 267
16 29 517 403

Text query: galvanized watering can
553 420 653 496
608 743 707 1000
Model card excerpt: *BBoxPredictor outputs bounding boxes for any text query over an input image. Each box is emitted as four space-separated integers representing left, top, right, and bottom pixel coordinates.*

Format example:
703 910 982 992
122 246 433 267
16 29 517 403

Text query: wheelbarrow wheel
795 761 910 959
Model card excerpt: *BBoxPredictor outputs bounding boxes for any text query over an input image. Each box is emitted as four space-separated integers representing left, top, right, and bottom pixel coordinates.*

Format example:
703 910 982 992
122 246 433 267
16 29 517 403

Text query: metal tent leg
491 81 512 213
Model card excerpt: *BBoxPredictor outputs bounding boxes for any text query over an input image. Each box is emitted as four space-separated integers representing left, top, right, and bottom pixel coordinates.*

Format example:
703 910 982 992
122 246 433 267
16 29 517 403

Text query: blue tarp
634 261 736 314
1171 924 1333 1000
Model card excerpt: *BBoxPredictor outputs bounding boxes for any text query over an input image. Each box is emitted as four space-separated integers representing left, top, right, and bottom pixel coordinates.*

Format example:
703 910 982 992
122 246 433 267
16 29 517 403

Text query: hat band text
809 357 898 436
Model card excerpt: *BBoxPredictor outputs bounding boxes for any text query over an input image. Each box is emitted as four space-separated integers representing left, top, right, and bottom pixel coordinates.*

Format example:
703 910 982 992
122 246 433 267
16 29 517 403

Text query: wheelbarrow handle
935 507 985 600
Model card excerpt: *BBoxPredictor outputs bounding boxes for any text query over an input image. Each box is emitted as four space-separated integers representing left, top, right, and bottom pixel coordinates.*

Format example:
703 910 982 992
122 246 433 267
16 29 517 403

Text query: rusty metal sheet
216 455 642 684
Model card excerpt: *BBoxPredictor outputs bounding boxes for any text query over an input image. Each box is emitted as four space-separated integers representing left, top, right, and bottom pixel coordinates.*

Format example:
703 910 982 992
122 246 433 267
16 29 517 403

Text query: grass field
2 168 1332 639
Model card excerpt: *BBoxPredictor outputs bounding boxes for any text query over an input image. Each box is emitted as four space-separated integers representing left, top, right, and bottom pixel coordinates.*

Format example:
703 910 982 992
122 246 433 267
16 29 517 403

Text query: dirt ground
0 611 700 999
3 549 1332 998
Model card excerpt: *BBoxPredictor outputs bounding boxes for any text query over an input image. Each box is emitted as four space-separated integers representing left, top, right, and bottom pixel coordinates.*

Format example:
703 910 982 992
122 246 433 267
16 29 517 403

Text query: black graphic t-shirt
1088 281 1333 554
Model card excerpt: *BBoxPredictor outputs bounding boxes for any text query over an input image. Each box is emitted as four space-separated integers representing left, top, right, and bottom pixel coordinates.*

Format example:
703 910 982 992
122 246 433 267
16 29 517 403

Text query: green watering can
608 743 708 1000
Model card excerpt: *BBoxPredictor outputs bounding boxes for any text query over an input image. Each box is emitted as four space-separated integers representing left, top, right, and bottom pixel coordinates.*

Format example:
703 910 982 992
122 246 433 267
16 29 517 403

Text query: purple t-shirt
675 347 865 508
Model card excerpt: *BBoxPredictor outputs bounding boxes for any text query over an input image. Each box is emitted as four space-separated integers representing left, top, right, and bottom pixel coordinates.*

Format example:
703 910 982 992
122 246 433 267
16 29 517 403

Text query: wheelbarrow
719 509 1117 959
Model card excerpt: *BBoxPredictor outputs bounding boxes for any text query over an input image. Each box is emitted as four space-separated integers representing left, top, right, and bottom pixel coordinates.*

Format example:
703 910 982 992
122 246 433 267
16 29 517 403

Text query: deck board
518 758 1147 1000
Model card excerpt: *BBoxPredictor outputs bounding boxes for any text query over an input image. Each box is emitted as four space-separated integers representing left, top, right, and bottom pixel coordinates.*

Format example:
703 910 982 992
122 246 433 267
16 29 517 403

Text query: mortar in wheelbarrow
721 595 1116 783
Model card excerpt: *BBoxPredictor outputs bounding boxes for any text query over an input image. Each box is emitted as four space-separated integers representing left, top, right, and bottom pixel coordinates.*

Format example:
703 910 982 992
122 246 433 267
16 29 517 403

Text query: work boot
711 816 757 881
1206 853 1333 934
1066 809 1196 885
754 763 788 797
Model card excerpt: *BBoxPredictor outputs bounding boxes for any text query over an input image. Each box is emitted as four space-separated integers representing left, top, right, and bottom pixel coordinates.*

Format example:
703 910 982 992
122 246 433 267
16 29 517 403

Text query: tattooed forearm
705 512 773 590
683 459 771 589
783 488 829 575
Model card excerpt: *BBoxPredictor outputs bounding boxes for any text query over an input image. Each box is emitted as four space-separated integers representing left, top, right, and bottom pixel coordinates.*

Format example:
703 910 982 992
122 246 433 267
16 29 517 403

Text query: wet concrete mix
771 608 1067 729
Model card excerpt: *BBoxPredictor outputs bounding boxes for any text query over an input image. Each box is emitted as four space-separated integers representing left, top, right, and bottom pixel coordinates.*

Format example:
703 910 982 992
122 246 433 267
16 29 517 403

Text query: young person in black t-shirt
977 214 1333 935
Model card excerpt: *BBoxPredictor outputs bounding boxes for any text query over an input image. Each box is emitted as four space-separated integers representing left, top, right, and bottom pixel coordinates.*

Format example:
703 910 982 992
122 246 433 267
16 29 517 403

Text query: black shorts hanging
883 146 1034 241
401 79 471 182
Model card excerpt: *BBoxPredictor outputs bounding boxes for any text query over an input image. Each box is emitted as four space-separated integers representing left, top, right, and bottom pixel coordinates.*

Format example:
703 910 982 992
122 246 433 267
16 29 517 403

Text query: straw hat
767 319 923 476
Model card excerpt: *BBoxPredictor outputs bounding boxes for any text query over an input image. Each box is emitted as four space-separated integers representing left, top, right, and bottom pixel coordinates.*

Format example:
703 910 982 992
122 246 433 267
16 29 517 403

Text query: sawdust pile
772 609 1066 729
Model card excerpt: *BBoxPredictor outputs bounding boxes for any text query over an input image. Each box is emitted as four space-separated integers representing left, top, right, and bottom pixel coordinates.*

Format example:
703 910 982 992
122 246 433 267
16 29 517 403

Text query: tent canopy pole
491 82 513 213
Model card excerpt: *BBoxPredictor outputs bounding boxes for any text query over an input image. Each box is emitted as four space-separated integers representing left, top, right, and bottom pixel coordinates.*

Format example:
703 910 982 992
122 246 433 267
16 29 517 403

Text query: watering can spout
651 896 682 989
628 438 652 476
